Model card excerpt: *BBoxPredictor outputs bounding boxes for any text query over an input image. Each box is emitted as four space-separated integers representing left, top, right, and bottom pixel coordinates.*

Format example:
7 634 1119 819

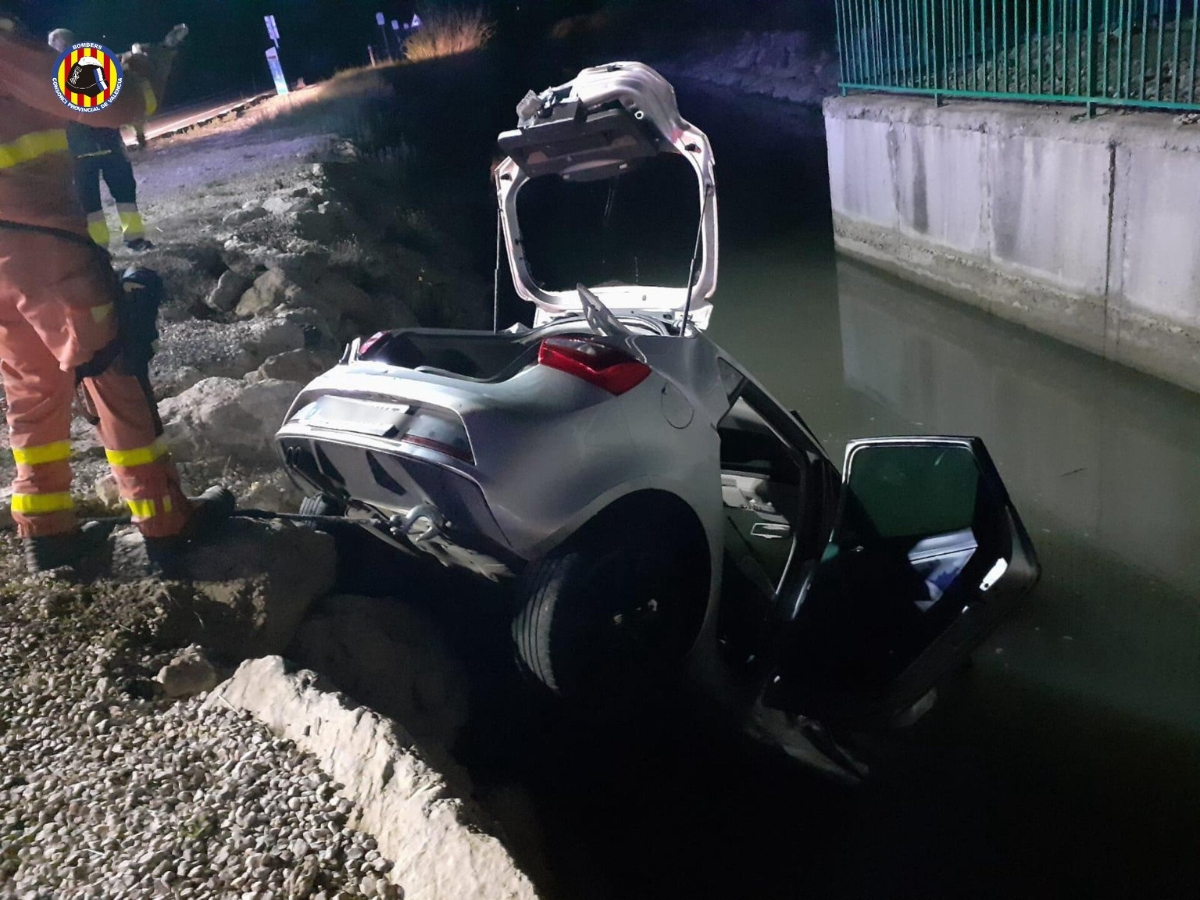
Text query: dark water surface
430 83 1200 900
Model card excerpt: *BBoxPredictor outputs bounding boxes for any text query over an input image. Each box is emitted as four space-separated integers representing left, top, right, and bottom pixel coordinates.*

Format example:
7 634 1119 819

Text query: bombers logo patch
54 43 123 112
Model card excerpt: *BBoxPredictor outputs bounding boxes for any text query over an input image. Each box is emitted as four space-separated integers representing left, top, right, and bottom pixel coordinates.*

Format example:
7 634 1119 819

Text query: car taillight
398 409 475 464
537 337 651 395
357 331 388 359
399 433 474 463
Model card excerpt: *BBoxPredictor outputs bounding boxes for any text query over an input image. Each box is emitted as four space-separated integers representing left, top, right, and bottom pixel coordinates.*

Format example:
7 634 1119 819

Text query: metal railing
833 0 1200 112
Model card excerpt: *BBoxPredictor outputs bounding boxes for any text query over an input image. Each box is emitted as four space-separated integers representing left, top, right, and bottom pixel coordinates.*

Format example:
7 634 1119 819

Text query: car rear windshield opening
516 152 702 292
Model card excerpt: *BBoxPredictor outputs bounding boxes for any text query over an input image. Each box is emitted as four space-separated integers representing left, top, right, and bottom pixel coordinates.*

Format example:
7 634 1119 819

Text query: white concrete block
1119 146 1200 328
827 117 899 226
987 133 1112 295
891 123 988 254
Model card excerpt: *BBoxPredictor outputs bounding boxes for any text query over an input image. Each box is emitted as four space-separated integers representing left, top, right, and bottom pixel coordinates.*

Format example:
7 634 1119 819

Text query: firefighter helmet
66 56 108 97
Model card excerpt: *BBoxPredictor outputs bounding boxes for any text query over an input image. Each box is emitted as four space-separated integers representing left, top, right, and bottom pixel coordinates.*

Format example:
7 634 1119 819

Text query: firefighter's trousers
75 147 145 247
0 231 189 538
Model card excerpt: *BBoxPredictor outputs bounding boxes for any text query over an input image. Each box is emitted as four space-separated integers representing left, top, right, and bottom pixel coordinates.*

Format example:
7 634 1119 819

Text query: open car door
762 437 1040 730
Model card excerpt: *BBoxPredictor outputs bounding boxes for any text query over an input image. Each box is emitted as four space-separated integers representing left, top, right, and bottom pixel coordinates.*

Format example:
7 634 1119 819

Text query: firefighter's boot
23 520 110 577
142 486 236 577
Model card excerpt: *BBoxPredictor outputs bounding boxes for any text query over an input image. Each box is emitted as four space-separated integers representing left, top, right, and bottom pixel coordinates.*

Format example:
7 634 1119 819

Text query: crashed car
275 62 1040 779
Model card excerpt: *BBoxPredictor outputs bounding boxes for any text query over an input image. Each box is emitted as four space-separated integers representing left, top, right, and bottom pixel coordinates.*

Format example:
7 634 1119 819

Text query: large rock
241 317 308 361
207 656 541 900
94 473 121 508
110 519 337 657
271 254 377 324
236 469 305 513
205 269 253 313
271 306 339 353
156 645 219 698
272 251 330 285
235 268 315 318
158 376 301 462
221 206 268 228
288 595 471 754
263 194 317 217
246 348 330 385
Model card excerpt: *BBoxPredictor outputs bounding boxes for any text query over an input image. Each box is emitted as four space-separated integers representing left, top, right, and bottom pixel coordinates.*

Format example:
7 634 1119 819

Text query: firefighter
48 27 153 251
0 9 231 575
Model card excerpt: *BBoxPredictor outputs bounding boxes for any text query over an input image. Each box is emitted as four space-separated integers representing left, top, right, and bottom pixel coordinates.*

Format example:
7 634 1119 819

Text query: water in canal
429 83 1200 899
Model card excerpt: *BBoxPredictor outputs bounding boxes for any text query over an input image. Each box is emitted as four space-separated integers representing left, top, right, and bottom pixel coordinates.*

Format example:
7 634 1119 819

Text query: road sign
265 46 288 96
376 12 393 61
391 19 401 31
264 14 280 41
411 14 422 29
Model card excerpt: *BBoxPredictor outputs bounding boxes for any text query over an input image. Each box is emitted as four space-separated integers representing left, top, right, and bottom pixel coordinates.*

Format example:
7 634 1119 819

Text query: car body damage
275 62 1040 781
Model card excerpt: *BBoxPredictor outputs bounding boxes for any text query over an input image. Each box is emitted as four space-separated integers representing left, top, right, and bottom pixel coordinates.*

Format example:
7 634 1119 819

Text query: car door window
716 393 805 660
762 438 1040 729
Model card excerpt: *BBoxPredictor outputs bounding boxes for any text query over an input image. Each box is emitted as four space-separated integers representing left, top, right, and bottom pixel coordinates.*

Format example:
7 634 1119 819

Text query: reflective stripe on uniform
141 81 158 117
117 205 145 239
11 441 72 466
127 498 157 519
11 492 74 515
106 438 168 468
0 130 69 169
90 303 114 324
87 213 111 247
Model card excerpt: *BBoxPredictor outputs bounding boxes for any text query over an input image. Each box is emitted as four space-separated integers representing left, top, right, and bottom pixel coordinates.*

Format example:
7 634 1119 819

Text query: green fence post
1087 0 1097 115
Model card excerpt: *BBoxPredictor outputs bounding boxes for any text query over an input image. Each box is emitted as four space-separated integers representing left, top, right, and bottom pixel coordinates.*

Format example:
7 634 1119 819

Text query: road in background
123 92 274 147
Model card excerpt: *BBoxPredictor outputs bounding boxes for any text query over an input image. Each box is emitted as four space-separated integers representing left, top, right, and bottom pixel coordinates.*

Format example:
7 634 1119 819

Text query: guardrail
834 0 1200 112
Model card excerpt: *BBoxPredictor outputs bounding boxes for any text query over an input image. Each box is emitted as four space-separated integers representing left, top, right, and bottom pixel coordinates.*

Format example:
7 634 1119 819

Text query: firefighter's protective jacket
0 28 161 236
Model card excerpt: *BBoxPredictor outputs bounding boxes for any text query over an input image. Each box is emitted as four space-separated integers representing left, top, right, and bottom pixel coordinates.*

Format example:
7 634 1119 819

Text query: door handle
751 522 791 540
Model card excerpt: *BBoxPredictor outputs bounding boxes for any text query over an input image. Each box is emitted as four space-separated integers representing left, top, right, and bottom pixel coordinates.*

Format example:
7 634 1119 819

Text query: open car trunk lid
494 62 719 331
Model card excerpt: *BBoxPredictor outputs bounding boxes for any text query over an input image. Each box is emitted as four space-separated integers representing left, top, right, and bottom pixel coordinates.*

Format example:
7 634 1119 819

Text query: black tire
298 493 346 517
512 511 708 709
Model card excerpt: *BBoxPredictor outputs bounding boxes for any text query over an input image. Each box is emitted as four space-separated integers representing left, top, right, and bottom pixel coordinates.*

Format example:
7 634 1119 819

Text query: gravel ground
0 539 402 900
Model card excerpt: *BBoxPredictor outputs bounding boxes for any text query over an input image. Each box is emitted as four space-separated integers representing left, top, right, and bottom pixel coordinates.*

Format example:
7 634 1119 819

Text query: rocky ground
0 511 521 898
0 522 402 900
0 74 522 900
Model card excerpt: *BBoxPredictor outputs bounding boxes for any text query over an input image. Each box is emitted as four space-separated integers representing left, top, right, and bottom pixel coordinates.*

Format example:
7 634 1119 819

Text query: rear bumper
277 428 522 578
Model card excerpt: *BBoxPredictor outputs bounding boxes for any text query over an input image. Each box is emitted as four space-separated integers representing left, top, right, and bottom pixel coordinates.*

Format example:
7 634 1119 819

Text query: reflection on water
713 246 1200 733
709 241 1200 882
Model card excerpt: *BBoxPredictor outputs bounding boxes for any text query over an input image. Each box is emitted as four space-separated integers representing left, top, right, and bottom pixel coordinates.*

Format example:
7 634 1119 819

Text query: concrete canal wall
824 94 1200 393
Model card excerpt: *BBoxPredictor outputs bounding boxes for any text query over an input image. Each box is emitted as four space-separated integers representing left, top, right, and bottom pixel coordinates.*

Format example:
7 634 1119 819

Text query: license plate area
300 397 413 438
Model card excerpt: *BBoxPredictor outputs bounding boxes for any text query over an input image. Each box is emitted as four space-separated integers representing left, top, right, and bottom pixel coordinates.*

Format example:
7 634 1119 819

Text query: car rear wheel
512 512 707 710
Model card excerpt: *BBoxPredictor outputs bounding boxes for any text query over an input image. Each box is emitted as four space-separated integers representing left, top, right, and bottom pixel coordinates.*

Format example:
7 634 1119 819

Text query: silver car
275 63 1040 780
